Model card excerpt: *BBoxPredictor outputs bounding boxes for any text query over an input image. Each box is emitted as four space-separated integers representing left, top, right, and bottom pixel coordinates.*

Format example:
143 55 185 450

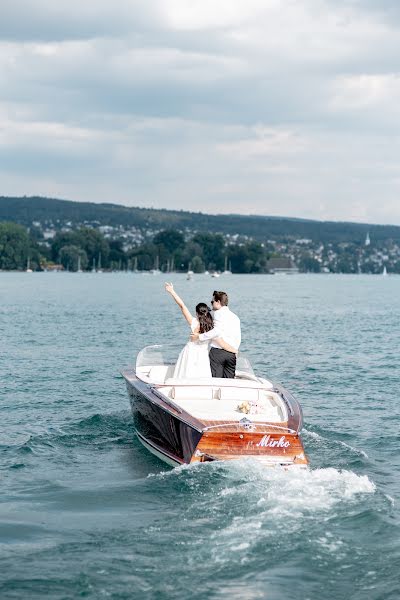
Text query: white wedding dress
173 318 212 379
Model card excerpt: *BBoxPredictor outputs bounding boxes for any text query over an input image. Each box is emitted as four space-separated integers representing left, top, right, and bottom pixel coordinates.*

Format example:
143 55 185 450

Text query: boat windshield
136 344 255 377
136 345 181 370
236 354 255 377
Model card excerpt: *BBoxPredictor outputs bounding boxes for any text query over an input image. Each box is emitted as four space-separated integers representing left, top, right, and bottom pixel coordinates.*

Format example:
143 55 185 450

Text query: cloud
1 0 400 223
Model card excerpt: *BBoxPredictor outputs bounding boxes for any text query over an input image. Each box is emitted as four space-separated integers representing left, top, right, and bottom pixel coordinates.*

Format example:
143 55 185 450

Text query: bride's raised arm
164 283 194 327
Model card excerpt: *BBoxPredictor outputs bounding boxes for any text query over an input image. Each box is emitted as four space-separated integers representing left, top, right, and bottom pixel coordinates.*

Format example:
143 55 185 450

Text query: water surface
0 273 399 599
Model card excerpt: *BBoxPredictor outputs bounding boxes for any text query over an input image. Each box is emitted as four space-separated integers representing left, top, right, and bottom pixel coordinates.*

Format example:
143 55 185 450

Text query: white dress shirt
198 306 241 351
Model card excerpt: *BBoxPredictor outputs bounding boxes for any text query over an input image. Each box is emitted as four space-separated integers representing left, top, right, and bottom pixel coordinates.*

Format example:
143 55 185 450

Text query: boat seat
148 365 175 384
169 385 269 403
171 397 283 422
160 387 284 422
170 386 212 400
217 387 260 402
165 377 269 388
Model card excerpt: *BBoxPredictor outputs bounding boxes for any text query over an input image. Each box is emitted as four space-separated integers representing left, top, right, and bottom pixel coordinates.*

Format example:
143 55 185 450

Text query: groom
190 290 241 378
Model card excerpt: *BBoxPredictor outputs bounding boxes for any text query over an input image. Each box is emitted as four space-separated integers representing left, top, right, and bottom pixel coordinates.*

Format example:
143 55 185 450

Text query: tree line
0 222 274 273
3 195 400 244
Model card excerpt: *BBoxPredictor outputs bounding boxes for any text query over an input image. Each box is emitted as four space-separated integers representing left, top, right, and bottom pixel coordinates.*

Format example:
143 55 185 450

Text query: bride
165 283 236 379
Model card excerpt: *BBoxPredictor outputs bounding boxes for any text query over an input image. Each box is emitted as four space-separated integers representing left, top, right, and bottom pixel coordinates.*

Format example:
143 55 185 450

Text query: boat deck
131 363 288 426
155 380 287 424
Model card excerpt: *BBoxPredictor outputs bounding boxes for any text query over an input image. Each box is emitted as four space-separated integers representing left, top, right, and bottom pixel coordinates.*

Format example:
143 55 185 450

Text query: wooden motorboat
121 345 308 468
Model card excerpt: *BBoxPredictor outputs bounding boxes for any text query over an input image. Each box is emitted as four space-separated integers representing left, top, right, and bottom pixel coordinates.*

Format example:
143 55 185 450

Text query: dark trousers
209 347 236 378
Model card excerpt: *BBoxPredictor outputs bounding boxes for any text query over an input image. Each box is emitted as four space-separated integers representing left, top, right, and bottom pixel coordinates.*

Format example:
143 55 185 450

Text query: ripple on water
1 273 400 600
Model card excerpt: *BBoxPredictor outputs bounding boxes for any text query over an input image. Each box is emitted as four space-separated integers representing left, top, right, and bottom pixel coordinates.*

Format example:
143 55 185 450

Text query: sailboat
150 255 161 275
91 258 96 273
97 253 103 273
382 266 388 277
77 255 83 273
26 257 33 273
222 256 232 275
187 262 194 280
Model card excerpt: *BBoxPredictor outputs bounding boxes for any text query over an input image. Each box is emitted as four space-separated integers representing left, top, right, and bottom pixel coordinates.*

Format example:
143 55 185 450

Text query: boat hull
124 374 308 468
126 378 203 465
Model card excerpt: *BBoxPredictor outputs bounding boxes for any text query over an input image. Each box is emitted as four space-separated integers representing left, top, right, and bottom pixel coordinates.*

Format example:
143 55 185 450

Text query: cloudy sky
1 0 400 223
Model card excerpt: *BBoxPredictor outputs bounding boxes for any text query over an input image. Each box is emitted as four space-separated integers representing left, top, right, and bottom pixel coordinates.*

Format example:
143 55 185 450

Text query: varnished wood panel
194 431 308 465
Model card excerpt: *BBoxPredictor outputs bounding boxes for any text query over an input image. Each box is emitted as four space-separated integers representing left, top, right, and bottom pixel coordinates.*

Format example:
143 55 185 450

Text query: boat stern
190 429 309 468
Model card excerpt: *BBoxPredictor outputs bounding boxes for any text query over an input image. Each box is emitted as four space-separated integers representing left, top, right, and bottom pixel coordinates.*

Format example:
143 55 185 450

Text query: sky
1 0 400 224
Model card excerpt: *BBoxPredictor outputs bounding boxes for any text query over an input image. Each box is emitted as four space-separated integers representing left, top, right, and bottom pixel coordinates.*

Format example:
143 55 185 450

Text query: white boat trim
136 431 183 467
203 422 296 434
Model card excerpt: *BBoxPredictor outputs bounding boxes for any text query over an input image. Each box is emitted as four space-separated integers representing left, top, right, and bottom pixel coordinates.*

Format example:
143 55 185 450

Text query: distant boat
26 257 33 273
382 266 388 277
150 255 161 275
77 256 83 273
91 258 96 273
211 271 220 278
187 262 194 280
97 253 103 273
222 257 232 275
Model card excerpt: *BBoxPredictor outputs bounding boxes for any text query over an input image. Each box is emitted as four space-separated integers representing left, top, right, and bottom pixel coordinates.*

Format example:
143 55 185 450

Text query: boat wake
303 426 369 461
336 439 368 458
145 458 378 578
150 457 375 514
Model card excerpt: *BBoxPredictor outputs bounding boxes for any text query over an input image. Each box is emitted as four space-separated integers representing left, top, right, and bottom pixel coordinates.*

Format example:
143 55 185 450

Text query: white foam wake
209 462 375 562
151 458 375 513
222 460 375 511
148 459 376 565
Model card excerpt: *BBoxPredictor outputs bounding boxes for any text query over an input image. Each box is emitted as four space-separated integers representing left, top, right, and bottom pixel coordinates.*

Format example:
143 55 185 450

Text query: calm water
0 273 399 600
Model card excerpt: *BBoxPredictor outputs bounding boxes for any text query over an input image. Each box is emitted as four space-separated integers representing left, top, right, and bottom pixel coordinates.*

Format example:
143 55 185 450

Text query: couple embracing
165 284 241 380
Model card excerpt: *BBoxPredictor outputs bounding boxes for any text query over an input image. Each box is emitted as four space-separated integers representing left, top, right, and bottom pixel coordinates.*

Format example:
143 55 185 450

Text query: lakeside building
267 257 299 274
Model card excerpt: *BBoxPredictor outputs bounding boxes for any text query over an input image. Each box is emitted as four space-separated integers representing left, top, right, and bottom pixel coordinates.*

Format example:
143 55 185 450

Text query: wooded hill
1 195 400 243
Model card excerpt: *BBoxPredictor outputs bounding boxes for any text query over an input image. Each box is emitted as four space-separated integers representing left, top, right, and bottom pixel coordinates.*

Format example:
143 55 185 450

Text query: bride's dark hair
195 303 213 333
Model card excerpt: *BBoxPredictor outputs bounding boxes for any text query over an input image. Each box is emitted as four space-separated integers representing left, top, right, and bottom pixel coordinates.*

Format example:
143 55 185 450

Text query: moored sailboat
26 257 33 273
222 256 232 275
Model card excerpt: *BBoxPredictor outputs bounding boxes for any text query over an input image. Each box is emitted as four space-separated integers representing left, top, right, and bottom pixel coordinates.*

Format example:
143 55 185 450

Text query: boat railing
203 422 297 434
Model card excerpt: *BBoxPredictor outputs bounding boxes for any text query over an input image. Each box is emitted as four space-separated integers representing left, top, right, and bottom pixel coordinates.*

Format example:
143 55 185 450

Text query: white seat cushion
217 387 260 402
170 386 212 400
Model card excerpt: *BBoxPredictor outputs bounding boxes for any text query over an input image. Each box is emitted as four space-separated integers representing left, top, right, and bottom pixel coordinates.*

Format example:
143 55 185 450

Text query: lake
0 272 399 599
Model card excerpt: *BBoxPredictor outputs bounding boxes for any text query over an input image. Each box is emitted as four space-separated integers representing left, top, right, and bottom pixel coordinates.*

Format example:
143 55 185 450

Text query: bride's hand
165 282 174 293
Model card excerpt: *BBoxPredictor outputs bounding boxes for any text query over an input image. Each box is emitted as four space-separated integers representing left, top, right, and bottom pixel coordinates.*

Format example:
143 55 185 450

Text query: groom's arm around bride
191 290 241 379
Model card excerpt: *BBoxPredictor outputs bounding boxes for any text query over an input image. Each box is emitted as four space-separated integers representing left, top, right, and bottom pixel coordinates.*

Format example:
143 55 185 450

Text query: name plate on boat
256 435 290 448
